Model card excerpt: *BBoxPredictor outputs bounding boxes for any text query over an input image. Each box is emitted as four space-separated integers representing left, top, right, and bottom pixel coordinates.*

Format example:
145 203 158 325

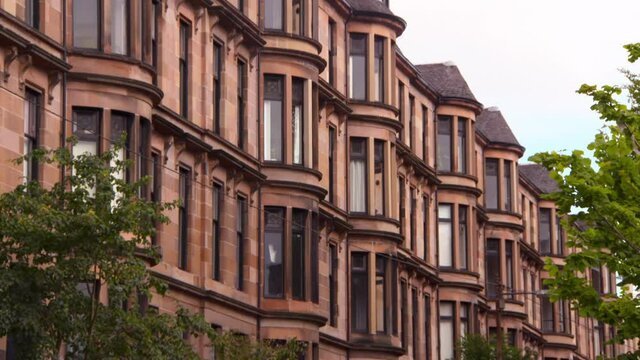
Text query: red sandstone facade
0 0 636 359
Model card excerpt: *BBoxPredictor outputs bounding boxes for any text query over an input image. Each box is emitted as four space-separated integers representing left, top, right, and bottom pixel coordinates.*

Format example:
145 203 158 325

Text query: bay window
292 78 305 165
349 33 367 100
457 118 467 173
264 75 284 162
437 116 452 171
291 209 307 300
111 0 129 55
458 205 468 269
351 252 369 333
349 138 367 213
24 89 40 182
73 0 100 49
485 158 499 209
373 36 385 102
437 204 453 267
264 207 285 298
265 0 284 30
373 140 385 216
439 302 454 360
539 208 551 254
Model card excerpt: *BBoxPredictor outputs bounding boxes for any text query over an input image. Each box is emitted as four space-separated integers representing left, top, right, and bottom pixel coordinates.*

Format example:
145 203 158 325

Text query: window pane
212 184 222 280
373 37 385 102
485 158 499 209
237 60 246 148
329 244 338 326
486 239 500 298
439 302 454 360
506 241 514 298
458 206 468 269
264 75 284 161
504 160 512 211
437 116 452 171
178 168 190 270
111 0 128 55
292 209 307 300
349 34 367 100
539 208 551 254
265 0 283 30
351 252 369 332
375 255 386 333
292 78 305 165
374 140 385 216
460 303 469 336
26 0 39 28
265 208 284 297
457 118 467 173
541 285 554 332
236 195 246 289
292 0 304 35
73 0 99 48
73 109 100 157
438 204 452 267
349 138 367 213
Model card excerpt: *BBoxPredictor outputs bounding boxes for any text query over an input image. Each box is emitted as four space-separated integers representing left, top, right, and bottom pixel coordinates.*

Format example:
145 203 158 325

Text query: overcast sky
391 0 640 162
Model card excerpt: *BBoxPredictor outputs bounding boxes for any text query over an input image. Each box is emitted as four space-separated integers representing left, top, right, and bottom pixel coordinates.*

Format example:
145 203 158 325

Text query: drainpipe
256 40 263 341
61 0 68 180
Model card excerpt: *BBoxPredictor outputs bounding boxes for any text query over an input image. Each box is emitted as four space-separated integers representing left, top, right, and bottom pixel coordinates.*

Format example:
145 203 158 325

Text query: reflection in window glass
437 116 452 171
73 0 100 49
349 33 367 100
264 207 284 298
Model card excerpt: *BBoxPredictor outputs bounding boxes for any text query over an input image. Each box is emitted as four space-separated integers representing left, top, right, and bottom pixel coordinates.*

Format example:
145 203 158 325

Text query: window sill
347 99 400 115
262 30 322 52
261 162 323 180
438 268 480 278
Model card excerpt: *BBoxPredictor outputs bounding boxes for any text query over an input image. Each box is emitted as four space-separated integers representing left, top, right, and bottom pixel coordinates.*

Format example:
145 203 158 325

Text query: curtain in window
73 0 99 48
111 0 128 55
265 0 283 30
264 76 283 161
439 302 454 360
437 204 452 267
350 158 366 212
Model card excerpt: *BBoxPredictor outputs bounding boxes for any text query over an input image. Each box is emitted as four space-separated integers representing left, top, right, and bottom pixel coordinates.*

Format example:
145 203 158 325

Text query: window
23 89 40 182
458 205 468 269
398 82 405 142
212 183 222 280
439 302 454 360
349 138 367 213
558 299 569 333
506 241 514 298
399 176 405 236
329 244 338 326
457 118 467 173
539 208 552 254
328 126 336 203
73 0 100 49
373 36 385 102
422 106 428 161
111 0 129 55
424 295 431 360
485 158 499 209
437 204 453 267
25 0 40 29
292 209 307 300
151 0 159 69
328 20 336 86
556 215 564 255
460 303 470 336
349 33 367 100
292 0 304 35
212 42 223 134
531 272 537 323
486 239 500 298
150 152 162 245
351 252 369 332
178 167 190 270
236 195 247 290
311 212 319 303
423 195 429 260
111 112 132 183
375 255 387 333
504 160 513 211
72 108 100 157
591 267 602 294
292 78 305 165
237 59 247 149
401 280 407 348
410 187 417 252
409 95 415 150
541 285 554 332
373 140 385 216
179 21 190 118
265 207 285 298
436 116 452 171
265 0 284 30
594 321 604 356
138 118 151 197
264 75 284 162
412 288 418 359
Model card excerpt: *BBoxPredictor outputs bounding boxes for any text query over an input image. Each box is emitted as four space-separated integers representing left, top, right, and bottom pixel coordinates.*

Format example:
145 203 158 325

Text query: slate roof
415 63 478 103
476 107 522 148
346 0 394 16
520 164 561 194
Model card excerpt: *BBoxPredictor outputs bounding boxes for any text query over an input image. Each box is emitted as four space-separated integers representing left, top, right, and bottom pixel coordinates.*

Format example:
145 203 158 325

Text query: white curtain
264 101 272 160
111 0 127 55
350 159 366 212
438 205 452 266
439 303 454 360
293 105 302 164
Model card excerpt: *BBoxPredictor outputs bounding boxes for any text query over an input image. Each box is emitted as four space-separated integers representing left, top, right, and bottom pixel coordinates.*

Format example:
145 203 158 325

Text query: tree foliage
457 334 537 360
530 43 640 357
0 141 302 359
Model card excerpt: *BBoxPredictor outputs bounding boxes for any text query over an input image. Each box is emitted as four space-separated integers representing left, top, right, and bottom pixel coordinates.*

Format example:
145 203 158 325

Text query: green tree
0 141 301 359
457 334 537 360
530 43 640 358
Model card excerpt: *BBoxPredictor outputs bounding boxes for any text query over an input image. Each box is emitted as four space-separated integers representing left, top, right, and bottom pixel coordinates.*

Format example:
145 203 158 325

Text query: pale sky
391 0 640 161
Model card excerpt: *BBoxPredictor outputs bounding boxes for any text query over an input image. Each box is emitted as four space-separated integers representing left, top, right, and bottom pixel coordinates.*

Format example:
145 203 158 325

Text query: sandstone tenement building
0 0 636 359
